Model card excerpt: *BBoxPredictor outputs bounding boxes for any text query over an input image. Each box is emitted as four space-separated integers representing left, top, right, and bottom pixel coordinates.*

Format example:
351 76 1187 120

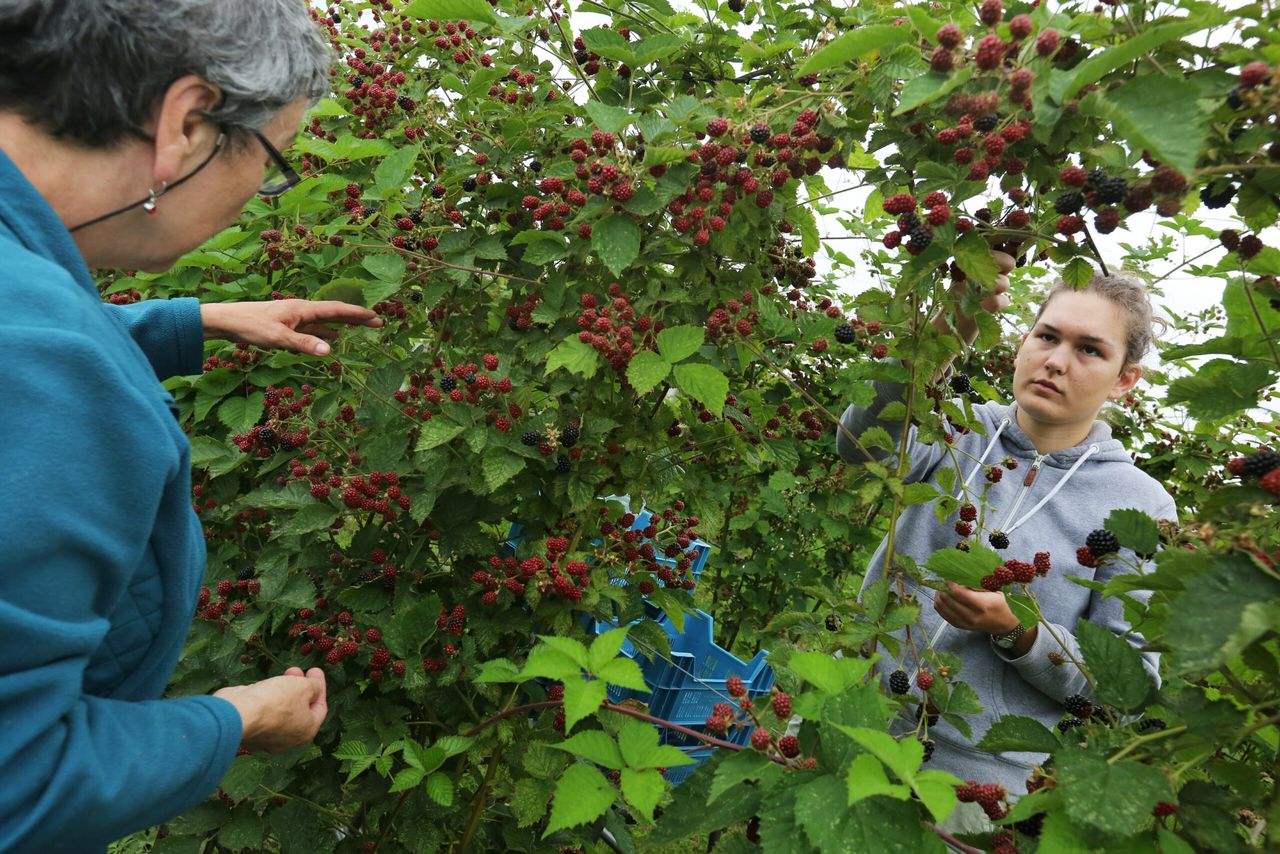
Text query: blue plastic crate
663 748 714 786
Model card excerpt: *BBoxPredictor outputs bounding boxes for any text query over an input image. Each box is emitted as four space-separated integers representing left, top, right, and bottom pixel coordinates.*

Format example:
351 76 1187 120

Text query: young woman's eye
1038 332 1055 342
1082 345 1101 357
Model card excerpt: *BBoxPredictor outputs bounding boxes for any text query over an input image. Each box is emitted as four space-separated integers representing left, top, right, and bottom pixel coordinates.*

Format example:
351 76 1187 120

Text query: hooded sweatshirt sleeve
101 297 206 380
837 360 950 484
0 327 243 852
991 494 1177 703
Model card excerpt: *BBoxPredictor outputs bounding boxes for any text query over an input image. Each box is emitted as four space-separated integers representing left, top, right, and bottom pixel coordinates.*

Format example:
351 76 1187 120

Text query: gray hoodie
838 376 1177 795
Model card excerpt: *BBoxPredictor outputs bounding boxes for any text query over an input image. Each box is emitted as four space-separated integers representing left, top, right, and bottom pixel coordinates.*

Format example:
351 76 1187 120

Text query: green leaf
373 144 420 198
924 545 1002 588
481 452 526 493
894 66 973 115
625 351 672 395
416 420 466 451
912 769 962 825
952 232 1000 287
313 279 368 306
270 503 339 538
1104 508 1159 557
544 763 616 836
550 730 625 769
521 646 584 681
789 651 873 695
672 363 729 416
797 25 913 75
426 772 454 807
520 234 570 265
905 7 942 42
435 735 473 757
578 27 633 62
656 325 705 363
383 595 440 659
846 753 910 806
588 627 630 673
1075 618 1153 712
1061 256 1095 289
404 0 496 25
473 658 521 683
617 719 695 771
710 749 778 804
1166 359 1273 421
621 769 665 821
585 100 632 134
632 33 684 66
596 657 649 692
977 715 1062 753
546 333 601 378
389 766 426 793
562 679 608 732
1056 747 1172 838
591 214 642 276
1077 75 1209 179
836 726 921 784
1058 17 1220 101
362 253 407 283
218 393 264 435
1166 552 1280 674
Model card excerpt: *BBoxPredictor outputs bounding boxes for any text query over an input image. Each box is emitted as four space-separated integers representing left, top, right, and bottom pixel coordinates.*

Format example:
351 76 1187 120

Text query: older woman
0 2 381 850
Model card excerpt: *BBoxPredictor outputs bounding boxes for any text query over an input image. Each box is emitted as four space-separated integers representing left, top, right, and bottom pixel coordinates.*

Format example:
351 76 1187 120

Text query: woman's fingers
990 250 1016 275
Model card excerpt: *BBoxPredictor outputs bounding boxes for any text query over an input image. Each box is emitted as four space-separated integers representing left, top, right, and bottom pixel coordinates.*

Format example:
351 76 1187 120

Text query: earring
143 180 168 215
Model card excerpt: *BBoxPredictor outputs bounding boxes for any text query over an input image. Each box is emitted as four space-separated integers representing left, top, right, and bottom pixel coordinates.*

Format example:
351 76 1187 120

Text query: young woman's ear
1109 362 1143 400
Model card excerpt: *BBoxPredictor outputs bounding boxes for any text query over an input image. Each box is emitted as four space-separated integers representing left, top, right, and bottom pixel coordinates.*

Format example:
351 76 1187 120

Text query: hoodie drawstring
1004 443 1100 535
954 417 1011 499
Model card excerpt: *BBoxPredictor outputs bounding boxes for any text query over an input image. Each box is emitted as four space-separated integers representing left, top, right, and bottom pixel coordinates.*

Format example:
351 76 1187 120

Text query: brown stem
456 747 503 853
1079 222 1111 278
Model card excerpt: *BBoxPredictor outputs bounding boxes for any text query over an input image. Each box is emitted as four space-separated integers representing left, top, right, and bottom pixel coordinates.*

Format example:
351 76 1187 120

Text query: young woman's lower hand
933 581 1020 634
200 299 384 356
213 667 328 753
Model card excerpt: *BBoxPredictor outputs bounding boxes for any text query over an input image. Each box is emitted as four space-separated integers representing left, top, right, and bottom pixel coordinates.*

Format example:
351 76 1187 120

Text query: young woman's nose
1043 342 1070 374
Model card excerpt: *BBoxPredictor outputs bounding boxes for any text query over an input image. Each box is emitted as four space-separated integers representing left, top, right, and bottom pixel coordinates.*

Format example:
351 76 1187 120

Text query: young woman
837 265 1177 826
0 2 382 850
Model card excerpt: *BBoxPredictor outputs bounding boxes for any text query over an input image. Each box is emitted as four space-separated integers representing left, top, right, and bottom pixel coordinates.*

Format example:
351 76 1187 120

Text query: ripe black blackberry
834 323 856 344
898 211 921 232
949 373 973 395
908 225 933 249
1014 814 1045 838
1241 449 1280 477
1057 716 1084 733
1063 694 1094 719
889 669 910 694
529 160 543 172
409 210 423 223
1054 190 1084 214
409 291 423 302
237 565 257 581
461 177 477 191
555 456 572 474
257 427 277 446
1226 87 1243 109
561 423 581 447
974 114 999 133
750 123 771 143
463 373 477 385
825 613 842 631
1086 528 1119 555
728 0 745 11
988 531 1010 550
397 95 415 111
1200 181 1236 209
521 430 542 446
1135 717 1168 733
1084 167 1108 190
440 375 457 392
921 739 936 762
1095 177 1128 205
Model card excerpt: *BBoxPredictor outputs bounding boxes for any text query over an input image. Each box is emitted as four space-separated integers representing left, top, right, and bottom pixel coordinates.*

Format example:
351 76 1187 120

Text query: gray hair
1033 270 1165 366
0 0 332 149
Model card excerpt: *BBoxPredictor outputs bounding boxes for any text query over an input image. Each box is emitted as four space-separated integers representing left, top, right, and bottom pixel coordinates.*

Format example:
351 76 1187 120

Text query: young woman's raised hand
213 667 328 753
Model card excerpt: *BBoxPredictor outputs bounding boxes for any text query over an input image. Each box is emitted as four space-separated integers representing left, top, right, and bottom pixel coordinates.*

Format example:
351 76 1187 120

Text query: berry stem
1242 276 1280 369
1079 221 1112 278
1106 724 1188 764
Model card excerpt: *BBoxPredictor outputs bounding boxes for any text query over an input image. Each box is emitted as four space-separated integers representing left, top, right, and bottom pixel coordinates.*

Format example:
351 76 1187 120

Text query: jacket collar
996 401 1127 466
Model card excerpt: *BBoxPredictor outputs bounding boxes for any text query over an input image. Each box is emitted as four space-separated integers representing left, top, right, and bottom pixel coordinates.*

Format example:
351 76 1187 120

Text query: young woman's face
1012 290 1142 427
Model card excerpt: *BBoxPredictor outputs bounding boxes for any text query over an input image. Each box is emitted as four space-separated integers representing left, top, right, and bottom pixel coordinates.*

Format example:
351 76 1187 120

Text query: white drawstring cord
1005 444 1099 534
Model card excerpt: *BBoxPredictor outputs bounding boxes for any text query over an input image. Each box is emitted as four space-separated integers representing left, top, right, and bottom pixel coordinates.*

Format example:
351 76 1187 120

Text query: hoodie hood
990 401 1132 467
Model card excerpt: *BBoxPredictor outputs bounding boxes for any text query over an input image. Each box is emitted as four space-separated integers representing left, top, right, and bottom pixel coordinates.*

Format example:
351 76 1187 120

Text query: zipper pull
1024 453 1047 487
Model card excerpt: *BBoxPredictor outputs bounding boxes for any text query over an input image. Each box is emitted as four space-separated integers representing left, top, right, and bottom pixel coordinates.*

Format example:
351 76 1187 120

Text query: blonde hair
1033 271 1164 366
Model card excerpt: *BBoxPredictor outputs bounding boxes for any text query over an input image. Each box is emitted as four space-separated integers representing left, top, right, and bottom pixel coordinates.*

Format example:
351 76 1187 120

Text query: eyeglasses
252 129 300 197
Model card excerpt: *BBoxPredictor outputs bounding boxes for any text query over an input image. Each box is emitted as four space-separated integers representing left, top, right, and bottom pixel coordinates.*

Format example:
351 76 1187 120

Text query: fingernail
314 341 331 355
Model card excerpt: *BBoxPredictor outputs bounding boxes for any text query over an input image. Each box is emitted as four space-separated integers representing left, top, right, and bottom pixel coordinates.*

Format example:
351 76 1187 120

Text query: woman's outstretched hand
201 299 384 356
213 667 328 753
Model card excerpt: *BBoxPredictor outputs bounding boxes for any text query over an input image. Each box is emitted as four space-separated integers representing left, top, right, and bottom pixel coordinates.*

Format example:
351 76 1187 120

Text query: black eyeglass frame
251 128 301 197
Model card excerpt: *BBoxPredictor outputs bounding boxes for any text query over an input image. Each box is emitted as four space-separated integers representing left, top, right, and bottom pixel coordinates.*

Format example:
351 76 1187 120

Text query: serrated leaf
846 753 910 806
373 144 420 198
924 545 1002 587
1076 618 1153 712
672 363 729 416
550 730 624 769
512 777 557 827
389 766 426 793
1077 76 1209 179
953 232 1000 287
834 726 921 784
1104 508 1160 557
1057 747 1172 837
596 657 649 692
270 503 339 538
482 453 526 493
585 100 631 134
1166 359 1273 421
313 279 367 306
1061 256 1095 289
435 735 473 757
474 658 521 683
710 749 777 804
621 769 665 821
1058 17 1219 102
579 27 633 62
544 763 616 837
894 66 973 115
591 214 641 275
616 719 695 771
789 651 873 695
977 715 1062 753
632 33 684 65
546 333 601 378
656 325 704 363
797 25 913 75
521 646 584 681
588 627 630 673
218 393 264 435
562 679 608 732
625 351 671 395
362 253 407 283
416 420 465 451
404 0 496 25
426 771 454 806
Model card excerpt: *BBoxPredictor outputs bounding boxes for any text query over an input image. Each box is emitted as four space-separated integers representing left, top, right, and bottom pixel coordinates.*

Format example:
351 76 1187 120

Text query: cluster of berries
1227 448 1280 496
576 286 657 373
504 291 543 332
195 570 261 622
1056 692 1099 733
1219 228 1269 261
746 689 802 760
420 605 468 675
1053 164 1136 235
765 240 820 300
704 292 760 340
520 420 582 473
596 503 702 592
471 534 592 606
955 779 1008 821
484 63 546 107
204 341 263 373
286 599 407 679
979 552 1052 591
327 469 413 522
881 190 962 255
1075 528 1120 568
232 423 311 458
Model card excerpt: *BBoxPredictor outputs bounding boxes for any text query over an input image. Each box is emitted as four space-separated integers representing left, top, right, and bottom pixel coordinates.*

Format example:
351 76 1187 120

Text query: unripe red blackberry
979 0 1003 24
883 193 916 214
1008 14 1032 39
1220 229 1241 251
750 728 772 751
1035 28 1060 56
1240 61 1271 88
1094 208 1120 234
1239 234 1264 259
959 503 978 522
777 734 801 758
916 671 934 691
771 691 792 719
936 22 963 48
975 34 1005 70
726 675 746 697
930 45 954 73
706 118 729 137
1056 214 1084 235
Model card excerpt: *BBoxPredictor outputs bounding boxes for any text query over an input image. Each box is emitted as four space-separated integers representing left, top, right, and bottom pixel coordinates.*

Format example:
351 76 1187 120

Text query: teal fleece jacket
839 370 1176 795
0 147 243 852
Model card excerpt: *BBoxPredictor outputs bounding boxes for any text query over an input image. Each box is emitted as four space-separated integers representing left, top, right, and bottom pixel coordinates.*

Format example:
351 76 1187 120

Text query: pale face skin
1011 290 1144 454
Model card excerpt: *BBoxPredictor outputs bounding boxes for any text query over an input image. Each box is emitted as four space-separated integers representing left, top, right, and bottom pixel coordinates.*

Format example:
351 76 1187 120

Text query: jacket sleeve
100 297 206 380
836 359 948 485
993 495 1178 704
0 328 242 852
